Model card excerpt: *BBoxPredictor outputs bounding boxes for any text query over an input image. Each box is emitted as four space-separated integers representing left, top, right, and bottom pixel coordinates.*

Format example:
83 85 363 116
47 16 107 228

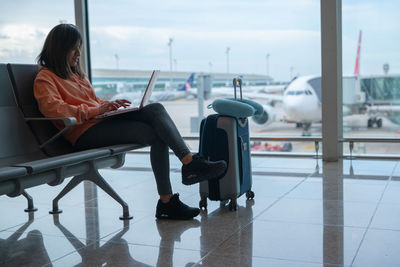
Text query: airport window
88 0 321 154
2 1 400 159
0 1 75 64
342 0 400 156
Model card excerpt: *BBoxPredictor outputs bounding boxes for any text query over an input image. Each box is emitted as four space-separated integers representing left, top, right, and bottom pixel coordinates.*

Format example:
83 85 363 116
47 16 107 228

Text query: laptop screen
139 70 160 108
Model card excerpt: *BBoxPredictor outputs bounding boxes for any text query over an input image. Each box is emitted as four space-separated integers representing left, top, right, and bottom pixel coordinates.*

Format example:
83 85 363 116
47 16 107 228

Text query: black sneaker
156 193 200 220
182 154 227 185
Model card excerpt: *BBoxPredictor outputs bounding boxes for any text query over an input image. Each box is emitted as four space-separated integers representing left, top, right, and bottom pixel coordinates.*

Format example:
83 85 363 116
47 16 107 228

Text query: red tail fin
354 30 362 76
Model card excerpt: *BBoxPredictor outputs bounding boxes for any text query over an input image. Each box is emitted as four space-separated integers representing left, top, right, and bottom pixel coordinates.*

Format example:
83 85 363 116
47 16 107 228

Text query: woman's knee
143 102 166 115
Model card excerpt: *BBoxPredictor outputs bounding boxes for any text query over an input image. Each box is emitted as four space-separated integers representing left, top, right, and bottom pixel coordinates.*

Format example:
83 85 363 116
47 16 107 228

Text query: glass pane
89 0 321 155
342 0 400 155
0 1 75 64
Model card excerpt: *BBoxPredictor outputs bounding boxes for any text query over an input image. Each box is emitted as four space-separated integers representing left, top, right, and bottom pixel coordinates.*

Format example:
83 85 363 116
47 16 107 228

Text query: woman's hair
37 24 85 79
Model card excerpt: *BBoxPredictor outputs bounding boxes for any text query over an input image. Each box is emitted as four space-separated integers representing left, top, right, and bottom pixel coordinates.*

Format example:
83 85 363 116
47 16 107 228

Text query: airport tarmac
160 99 400 155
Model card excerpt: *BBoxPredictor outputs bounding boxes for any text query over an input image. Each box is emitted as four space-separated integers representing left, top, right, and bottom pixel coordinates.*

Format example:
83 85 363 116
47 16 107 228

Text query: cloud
90 25 321 79
0 0 398 80
0 24 48 62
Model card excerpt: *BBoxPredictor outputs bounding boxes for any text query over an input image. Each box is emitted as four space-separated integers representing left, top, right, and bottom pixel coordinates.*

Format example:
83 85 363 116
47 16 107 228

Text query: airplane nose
283 95 318 121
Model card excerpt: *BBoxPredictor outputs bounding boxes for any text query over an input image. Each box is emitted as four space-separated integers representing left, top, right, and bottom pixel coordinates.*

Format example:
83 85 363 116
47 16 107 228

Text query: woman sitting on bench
33 24 227 220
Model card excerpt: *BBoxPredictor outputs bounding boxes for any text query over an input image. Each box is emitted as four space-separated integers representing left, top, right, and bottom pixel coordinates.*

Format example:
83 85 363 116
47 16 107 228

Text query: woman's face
67 42 81 68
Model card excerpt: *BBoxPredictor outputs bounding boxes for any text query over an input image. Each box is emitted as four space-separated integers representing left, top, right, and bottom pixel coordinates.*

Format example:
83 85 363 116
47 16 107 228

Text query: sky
0 0 399 81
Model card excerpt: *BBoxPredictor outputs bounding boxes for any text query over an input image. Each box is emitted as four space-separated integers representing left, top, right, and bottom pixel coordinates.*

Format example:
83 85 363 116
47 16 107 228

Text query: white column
321 0 343 161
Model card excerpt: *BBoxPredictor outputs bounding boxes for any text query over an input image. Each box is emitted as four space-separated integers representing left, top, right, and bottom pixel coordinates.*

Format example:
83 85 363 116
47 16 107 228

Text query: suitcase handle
232 78 243 100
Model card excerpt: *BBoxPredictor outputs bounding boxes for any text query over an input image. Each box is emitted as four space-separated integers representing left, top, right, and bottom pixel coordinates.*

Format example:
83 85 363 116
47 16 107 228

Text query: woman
34 24 226 220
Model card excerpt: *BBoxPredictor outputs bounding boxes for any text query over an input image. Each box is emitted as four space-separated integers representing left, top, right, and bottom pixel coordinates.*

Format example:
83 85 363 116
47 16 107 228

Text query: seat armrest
25 117 77 126
24 117 77 148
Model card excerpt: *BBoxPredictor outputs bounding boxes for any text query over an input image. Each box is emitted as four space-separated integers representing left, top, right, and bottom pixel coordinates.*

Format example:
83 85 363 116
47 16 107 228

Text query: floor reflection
199 200 254 266
55 203 201 266
2 155 399 266
0 213 51 267
155 219 200 267
53 215 153 266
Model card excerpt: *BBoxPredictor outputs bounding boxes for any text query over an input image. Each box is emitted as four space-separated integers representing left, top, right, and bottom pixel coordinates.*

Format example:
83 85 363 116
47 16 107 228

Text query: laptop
95 70 160 119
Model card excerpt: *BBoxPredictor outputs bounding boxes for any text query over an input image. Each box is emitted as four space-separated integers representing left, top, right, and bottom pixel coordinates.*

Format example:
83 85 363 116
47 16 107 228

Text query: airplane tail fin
178 73 195 91
354 30 362 76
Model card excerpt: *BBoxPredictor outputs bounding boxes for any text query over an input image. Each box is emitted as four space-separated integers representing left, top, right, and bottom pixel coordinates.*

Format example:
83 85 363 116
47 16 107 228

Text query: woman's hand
98 99 132 115
99 101 119 114
114 99 131 108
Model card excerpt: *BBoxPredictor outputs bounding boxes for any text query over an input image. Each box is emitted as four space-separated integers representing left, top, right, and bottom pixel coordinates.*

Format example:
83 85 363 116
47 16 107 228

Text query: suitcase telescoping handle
232 78 243 100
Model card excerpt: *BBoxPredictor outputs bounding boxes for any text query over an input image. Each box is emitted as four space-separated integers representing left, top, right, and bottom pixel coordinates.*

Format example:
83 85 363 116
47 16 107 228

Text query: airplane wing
111 73 196 102
244 92 283 102
211 88 283 105
112 90 190 103
150 91 188 102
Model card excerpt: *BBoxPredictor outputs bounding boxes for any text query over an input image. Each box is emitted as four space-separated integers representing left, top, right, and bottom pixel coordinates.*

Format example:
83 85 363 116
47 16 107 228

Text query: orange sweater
34 68 108 145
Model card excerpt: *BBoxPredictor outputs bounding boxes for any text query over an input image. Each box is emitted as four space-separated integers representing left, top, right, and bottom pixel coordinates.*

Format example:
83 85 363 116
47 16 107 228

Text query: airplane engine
251 105 276 126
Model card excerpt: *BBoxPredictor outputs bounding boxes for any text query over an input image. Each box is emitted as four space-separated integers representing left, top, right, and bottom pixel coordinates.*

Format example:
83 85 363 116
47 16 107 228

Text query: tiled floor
1 154 400 266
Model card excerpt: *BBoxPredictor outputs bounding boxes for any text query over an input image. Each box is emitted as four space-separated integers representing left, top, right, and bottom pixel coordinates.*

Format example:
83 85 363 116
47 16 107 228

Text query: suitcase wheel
199 198 208 210
229 198 237 211
246 190 255 200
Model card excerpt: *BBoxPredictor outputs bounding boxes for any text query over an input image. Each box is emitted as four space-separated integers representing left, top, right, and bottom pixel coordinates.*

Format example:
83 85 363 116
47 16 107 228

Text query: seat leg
22 190 38 212
50 160 133 220
88 168 133 220
50 175 83 214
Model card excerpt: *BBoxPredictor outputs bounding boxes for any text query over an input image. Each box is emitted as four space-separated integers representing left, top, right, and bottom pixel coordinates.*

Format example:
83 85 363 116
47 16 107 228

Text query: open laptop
95 70 160 119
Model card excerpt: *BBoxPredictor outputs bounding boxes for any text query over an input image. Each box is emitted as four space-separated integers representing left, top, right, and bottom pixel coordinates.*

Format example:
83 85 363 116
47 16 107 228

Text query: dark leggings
75 103 191 195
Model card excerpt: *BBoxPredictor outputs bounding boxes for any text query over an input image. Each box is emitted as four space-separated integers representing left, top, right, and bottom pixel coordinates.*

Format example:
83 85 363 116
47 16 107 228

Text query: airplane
250 75 322 135
250 30 391 135
111 73 196 104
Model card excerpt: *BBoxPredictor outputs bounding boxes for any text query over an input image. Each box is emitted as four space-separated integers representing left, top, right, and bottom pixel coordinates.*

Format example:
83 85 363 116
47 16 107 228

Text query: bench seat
107 144 146 155
0 63 146 220
13 148 111 174
0 166 27 181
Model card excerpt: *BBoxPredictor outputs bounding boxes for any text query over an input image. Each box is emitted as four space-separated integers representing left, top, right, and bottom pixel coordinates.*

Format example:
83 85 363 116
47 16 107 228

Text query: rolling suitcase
198 78 255 211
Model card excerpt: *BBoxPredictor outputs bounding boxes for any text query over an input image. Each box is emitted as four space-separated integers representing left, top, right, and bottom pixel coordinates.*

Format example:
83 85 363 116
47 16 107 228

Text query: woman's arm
34 78 102 124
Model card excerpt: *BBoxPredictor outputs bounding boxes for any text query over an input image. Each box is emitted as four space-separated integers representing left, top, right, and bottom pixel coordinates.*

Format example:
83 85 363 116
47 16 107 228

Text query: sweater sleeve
83 75 110 105
34 76 101 124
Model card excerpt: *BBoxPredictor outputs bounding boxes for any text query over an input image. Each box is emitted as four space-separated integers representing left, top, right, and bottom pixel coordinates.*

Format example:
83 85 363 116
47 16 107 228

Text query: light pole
209 61 213 73
174 59 177 71
266 53 270 77
226 47 231 74
168 37 174 89
290 66 294 80
114 54 119 70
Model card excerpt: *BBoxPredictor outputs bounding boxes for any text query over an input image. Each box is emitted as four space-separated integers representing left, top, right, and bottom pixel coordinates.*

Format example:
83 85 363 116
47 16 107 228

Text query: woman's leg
75 118 172 196
119 103 227 185
75 105 225 219
118 103 190 160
